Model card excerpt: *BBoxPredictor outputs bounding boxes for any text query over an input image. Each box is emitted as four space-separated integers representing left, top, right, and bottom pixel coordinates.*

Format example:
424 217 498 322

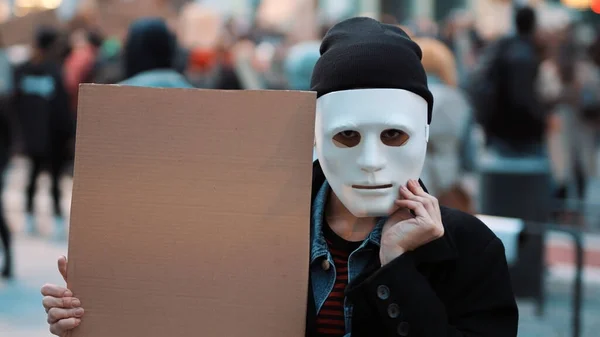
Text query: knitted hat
310 17 434 124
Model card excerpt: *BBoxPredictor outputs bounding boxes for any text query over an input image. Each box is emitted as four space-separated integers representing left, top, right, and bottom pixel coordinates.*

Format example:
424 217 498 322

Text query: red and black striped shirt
316 222 363 337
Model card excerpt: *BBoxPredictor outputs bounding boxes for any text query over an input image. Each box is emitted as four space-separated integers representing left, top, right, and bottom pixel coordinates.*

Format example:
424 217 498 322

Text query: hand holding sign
41 256 84 336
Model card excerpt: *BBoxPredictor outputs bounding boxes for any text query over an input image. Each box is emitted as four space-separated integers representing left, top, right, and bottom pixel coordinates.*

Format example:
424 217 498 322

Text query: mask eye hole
332 130 361 148
381 129 409 147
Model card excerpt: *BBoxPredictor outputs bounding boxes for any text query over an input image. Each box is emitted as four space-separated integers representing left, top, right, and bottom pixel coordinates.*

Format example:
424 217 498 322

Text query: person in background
0 33 13 278
406 17 439 38
13 26 75 239
414 36 475 213
473 6 544 157
90 37 124 84
63 28 103 115
0 87 11 279
541 26 600 206
283 41 320 91
440 10 484 88
0 37 13 96
119 18 193 89
283 40 321 161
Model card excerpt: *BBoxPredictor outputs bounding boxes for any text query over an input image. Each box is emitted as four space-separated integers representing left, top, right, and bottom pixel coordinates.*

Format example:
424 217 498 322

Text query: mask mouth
352 184 393 190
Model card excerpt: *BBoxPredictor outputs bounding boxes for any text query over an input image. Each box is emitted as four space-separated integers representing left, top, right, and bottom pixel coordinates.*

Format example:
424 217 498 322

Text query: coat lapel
305 276 317 337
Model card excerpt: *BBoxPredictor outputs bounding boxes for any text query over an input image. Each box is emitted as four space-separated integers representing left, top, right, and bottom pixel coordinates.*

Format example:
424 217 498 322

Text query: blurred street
0 157 71 337
0 236 66 337
0 156 600 337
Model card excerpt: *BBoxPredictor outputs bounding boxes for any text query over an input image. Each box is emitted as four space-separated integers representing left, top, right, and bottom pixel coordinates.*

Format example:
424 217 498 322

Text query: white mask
315 89 429 217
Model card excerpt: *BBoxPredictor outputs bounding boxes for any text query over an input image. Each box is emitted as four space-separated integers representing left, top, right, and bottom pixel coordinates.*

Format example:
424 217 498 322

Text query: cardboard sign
66 85 315 337
0 9 60 46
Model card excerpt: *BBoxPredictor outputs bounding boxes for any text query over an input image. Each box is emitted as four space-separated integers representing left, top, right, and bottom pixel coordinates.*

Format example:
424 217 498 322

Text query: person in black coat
306 17 518 337
305 162 518 337
0 102 11 278
40 17 517 337
13 26 75 237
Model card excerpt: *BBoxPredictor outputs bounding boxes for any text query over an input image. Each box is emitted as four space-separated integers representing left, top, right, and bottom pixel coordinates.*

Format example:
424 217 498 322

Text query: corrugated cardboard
66 85 315 337
0 9 60 46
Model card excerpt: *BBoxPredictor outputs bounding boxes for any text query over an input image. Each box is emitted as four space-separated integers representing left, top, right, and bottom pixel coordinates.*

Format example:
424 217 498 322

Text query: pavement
1 156 600 337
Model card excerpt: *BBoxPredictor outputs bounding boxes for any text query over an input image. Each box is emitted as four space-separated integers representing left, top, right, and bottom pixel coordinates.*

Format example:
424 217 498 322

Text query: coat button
321 259 331 271
376 285 390 300
397 322 410 336
387 303 400 318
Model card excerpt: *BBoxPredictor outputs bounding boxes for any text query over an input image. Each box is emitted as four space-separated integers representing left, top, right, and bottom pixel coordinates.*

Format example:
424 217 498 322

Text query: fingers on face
407 179 425 195
394 199 444 236
399 185 435 213
49 317 81 336
394 199 428 218
401 180 440 213
41 284 72 298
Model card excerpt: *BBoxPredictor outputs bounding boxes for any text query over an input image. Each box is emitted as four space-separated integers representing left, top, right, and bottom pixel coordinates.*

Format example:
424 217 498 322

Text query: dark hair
515 6 536 35
123 18 177 78
87 29 104 48
35 26 59 51
589 33 600 66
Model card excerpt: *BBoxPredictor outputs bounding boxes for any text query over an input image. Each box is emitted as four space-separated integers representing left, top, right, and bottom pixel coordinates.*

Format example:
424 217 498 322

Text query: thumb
58 255 68 283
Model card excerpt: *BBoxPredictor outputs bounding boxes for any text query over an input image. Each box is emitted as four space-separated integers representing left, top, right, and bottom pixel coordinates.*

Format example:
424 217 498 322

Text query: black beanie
310 17 434 124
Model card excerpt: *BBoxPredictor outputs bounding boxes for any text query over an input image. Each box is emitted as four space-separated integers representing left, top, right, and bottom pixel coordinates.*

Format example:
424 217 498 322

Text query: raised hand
380 180 444 266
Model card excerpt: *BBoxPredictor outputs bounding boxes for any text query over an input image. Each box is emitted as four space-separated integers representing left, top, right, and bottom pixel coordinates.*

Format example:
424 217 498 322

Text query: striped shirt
316 222 362 336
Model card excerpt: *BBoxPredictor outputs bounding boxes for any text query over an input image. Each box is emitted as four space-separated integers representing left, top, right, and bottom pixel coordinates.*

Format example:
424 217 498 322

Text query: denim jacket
310 180 387 335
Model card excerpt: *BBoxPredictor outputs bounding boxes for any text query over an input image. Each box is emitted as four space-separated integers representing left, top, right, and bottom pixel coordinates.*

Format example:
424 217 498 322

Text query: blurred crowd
1 3 600 282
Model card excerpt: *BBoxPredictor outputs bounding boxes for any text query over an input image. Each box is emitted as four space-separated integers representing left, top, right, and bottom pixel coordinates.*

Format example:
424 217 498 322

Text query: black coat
0 100 10 170
306 161 518 337
13 61 74 158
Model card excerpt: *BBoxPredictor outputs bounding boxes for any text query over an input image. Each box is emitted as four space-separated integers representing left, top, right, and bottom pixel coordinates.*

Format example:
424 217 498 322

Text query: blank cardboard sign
66 85 316 337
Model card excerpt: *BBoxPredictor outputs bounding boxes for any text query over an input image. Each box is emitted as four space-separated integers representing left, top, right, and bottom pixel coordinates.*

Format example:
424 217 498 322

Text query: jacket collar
310 160 458 265
310 180 386 263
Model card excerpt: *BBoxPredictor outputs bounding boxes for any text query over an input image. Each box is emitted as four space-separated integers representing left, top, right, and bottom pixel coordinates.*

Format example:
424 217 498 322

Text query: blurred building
0 0 597 40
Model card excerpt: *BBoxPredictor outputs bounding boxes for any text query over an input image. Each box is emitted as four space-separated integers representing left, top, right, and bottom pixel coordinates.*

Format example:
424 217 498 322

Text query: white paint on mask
315 88 429 217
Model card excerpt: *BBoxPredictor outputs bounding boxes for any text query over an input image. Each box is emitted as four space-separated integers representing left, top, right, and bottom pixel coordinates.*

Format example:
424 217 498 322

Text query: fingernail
75 308 84 317
64 290 73 297
75 319 81 326
72 298 81 307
